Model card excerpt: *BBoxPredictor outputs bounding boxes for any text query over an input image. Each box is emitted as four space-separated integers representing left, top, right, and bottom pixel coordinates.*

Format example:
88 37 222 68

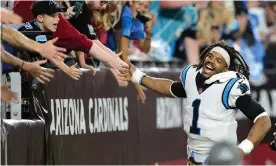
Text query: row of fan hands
0 9 142 103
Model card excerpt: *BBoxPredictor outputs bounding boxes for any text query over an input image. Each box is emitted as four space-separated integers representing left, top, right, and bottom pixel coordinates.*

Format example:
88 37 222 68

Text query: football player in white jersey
119 41 271 165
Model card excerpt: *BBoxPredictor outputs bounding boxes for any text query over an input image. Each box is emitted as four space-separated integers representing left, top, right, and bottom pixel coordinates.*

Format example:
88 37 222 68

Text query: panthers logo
237 82 249 94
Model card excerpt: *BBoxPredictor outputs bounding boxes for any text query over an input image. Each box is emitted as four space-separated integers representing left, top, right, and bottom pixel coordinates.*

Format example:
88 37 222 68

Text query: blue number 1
190 99 201 135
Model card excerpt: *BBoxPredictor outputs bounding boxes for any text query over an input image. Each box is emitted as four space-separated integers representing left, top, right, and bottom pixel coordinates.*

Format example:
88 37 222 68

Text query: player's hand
38 37 68 62
0 8 23 25
23 60 55 84
134 84 146 104
1 84 19 104
65 63 82 80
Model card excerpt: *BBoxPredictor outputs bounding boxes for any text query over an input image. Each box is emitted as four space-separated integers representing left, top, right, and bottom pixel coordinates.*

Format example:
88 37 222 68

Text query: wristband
238 139 254 154
132 69 146 84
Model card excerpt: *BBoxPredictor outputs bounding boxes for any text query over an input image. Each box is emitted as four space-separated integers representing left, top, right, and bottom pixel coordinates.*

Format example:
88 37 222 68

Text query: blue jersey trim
181 65 192 87
222 78 240 109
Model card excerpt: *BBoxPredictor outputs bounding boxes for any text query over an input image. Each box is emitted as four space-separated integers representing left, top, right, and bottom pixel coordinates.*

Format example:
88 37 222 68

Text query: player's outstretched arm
140 75 175 97
118 62 185 98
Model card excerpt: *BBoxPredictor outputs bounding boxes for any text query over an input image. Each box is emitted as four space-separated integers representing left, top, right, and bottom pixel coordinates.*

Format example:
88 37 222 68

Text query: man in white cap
119 41 271 165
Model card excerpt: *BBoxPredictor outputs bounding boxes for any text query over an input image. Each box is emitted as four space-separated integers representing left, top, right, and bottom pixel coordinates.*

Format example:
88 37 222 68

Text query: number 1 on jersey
190 99 201 135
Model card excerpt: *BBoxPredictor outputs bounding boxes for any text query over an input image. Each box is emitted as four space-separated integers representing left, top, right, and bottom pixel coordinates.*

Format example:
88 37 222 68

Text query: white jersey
180 65 250 162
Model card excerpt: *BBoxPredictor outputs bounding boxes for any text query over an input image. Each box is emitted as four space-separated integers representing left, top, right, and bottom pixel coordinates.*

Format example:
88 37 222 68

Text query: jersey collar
204 71 238 84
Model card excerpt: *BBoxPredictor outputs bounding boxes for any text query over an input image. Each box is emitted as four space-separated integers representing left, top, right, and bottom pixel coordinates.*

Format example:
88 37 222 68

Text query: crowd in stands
1 0 276 102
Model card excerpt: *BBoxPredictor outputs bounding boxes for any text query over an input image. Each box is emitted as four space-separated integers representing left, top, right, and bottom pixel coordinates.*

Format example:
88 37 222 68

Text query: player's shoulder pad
180 64 196 87
222 78 251 109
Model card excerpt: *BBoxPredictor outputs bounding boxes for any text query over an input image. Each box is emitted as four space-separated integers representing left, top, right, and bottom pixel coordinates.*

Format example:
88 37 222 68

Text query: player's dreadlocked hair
196 41 250 79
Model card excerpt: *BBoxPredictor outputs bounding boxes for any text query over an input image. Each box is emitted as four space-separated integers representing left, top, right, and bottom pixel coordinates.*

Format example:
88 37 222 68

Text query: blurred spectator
113 1 156 103
148 1 205 61
56 1 75 20
174 2 232 65
116 1 152 61
248 1 276 44
0 7 22 25
69 1 99 42
1 0 15 10
67 0 128 77
74 1 123 72
129 1 153 60
92 1 123 45
224 1 267 86
248 1 276 70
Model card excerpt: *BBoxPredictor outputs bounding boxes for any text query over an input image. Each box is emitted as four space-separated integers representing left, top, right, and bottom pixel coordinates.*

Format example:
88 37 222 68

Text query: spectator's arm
0 7 22 25
92 39 119 58
88 42 123 65
76 51 98 74
184 37 200 65
2 26 44 54
1 47 55 84
2 26 67 60
76 51 88 68
52 58 82 80
120 36 130 61
52 14 127 71
120 15 133 61
1 46 24 68
139 13 154 54
139 37 151 54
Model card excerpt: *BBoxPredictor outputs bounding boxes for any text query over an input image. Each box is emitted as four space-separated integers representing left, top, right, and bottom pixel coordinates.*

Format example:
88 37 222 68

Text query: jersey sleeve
170 81 187 98
179 64 193 89
222 78 251 109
